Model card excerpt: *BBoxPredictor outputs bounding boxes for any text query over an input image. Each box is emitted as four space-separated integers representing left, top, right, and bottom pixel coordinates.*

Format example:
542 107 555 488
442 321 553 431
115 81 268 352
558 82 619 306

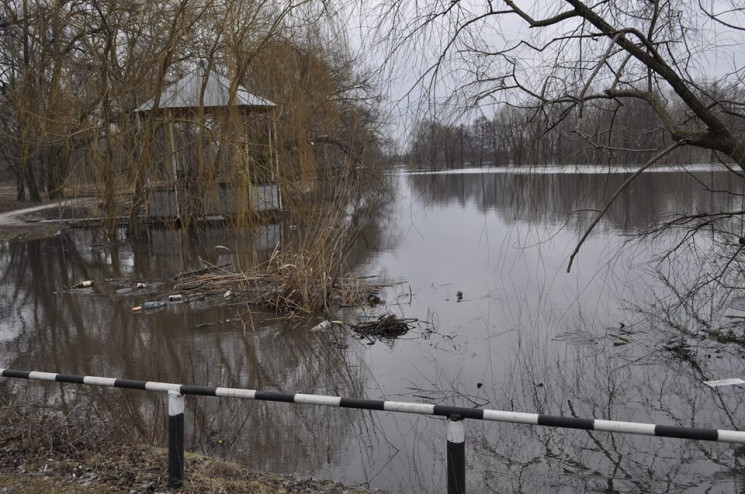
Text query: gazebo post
168 109 182 223
245 113 253 215
271 109 282 210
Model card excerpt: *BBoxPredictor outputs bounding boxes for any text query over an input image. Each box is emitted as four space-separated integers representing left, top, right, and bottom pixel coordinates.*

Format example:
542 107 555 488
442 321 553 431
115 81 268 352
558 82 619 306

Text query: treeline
406 92 743 168
0 0 383 205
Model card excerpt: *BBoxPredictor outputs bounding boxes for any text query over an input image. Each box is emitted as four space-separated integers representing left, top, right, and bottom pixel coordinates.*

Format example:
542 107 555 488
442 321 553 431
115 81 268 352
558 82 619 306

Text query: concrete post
168 391 185 489
447 414 466 494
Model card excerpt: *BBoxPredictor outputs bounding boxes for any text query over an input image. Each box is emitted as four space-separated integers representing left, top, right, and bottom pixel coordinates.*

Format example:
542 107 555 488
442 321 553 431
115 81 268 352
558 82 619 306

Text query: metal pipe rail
3 368 745 493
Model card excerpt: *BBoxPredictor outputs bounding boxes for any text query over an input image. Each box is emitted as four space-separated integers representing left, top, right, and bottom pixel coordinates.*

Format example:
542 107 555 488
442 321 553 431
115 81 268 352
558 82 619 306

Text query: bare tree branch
567 140 685 273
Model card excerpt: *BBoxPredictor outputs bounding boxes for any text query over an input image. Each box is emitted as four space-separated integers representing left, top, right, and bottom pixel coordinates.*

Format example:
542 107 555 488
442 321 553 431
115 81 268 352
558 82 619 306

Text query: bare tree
373 1 745 270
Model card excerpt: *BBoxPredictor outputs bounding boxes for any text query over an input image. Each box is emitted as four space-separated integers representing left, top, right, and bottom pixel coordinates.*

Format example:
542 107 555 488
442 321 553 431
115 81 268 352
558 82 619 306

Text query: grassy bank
0 403 384 493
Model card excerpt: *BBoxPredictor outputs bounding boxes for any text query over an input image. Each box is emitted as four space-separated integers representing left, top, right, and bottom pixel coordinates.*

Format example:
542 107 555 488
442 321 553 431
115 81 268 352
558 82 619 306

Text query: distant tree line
406 88 743 169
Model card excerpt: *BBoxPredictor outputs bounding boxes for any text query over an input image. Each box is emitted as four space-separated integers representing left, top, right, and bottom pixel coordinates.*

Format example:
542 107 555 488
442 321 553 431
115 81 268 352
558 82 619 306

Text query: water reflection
407 169 744 231
0 223 373 479
2 168 745 492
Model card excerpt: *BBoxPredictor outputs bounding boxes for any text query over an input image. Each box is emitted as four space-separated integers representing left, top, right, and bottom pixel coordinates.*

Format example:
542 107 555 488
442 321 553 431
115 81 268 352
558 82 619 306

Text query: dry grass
0 402 385 493
169 247 371 317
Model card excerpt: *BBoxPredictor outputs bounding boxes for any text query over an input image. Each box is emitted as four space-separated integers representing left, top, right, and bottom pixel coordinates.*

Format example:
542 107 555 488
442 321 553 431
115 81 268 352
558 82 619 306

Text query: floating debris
194 318 232 329
311 320 333 332
73 280 93 289
552 331 602 345
704 378 745 388
352 314 418 342
367 292 383 305
132 301 167 312
608 333 631 345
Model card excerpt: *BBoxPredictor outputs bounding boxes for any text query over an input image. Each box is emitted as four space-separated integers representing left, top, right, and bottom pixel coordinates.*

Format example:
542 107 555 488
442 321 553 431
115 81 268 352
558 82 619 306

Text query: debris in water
168 294 183 302
194 319 232 329
608 333 631 344
367 292 382 305
139 301 167 311
311 320 332 332
704 378 745 387
457 291 463 302
352 314 417 343
73 280 93 289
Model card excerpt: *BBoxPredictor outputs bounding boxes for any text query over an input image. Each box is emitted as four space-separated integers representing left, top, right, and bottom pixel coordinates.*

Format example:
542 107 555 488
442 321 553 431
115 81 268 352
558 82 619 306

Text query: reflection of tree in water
360 174 745 492
392 298 745 492
408 171 745 233
456 263 745 492
0 224 381 479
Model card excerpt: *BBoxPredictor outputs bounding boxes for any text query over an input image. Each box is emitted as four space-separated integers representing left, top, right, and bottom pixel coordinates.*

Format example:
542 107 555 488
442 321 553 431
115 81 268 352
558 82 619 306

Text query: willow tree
0 0 382 216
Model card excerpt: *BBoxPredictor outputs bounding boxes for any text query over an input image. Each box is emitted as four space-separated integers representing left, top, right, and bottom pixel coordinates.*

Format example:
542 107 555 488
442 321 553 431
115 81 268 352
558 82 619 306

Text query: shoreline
0 403 384 493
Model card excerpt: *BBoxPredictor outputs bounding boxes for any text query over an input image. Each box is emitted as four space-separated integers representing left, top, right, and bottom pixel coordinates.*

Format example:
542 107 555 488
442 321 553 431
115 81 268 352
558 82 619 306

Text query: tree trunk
25 162 41 202
16 173 26 201
47 149 66 200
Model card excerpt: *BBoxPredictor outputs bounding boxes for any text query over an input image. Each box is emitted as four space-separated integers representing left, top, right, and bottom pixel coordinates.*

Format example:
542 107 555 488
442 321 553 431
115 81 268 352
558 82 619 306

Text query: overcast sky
341 1 745 148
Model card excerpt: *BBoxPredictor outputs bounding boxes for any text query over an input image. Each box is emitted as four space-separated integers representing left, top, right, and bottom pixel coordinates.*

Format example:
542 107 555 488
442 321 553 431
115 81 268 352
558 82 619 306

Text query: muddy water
2 167 745 492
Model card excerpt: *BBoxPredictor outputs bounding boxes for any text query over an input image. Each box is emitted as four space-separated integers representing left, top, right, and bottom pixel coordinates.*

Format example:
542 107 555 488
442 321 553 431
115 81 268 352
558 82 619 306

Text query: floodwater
2 166 745 492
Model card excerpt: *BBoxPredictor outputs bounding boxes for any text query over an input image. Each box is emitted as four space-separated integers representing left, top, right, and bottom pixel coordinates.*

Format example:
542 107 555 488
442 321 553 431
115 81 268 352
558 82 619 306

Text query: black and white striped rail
3 368 745 493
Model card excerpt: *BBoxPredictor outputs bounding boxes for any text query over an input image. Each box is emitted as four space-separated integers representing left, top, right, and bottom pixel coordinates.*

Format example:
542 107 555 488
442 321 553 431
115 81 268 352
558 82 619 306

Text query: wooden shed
134 63 281 223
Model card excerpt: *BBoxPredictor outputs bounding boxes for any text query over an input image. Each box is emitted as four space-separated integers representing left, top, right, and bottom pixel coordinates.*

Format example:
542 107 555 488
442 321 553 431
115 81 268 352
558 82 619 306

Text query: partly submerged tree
373 1 745 272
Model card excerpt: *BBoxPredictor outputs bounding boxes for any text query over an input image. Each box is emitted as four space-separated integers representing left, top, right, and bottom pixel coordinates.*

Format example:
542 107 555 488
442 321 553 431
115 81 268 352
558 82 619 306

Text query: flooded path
2 167 745 492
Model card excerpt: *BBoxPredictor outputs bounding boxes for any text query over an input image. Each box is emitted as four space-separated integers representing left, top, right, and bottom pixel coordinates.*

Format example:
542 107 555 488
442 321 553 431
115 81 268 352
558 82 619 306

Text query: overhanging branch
567 140 686 273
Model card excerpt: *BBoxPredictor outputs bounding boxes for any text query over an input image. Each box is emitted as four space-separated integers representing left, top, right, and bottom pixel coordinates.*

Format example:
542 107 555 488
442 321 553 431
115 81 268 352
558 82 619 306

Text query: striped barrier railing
2 368 744 493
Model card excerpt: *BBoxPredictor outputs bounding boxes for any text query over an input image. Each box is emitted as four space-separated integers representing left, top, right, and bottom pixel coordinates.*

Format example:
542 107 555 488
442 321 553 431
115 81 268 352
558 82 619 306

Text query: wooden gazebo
134 63 280 223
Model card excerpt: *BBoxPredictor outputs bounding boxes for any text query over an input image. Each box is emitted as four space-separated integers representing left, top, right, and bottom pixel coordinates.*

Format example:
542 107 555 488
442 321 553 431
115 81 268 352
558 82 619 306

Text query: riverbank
0 404 384 493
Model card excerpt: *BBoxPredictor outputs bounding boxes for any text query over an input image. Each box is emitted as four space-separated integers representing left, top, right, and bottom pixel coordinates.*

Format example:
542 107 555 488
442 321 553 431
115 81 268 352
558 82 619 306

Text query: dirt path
0 191 96 241
0 201 78 227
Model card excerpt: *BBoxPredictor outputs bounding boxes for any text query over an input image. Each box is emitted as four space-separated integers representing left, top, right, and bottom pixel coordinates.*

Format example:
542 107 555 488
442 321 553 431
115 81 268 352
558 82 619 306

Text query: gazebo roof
134 65 275 112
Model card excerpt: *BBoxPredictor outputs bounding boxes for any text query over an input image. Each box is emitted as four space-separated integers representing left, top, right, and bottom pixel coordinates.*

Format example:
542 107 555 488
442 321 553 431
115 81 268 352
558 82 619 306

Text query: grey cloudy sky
342 1 745 144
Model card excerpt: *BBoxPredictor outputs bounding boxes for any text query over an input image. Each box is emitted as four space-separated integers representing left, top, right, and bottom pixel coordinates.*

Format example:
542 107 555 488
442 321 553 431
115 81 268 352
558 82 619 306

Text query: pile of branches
351 314 418 341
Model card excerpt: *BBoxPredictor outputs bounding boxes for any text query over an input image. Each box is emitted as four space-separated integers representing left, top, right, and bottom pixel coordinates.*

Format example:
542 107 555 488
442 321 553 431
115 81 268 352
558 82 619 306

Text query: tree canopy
0 0 383 216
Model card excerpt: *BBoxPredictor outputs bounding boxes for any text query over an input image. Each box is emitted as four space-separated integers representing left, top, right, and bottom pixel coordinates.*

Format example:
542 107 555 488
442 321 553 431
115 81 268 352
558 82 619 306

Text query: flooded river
2 166 745 492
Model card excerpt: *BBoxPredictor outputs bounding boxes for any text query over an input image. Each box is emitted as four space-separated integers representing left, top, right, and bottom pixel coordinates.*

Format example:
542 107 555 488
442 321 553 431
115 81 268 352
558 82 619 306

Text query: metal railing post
168 391 185 489
447 414 466 494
